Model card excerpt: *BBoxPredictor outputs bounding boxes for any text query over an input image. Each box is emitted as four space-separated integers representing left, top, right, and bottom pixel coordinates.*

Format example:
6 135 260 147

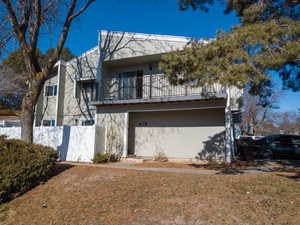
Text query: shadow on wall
197 131 226 161
57 126 71 161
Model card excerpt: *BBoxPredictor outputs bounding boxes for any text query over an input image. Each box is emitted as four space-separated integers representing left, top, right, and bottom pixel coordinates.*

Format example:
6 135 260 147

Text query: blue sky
41 0 299 112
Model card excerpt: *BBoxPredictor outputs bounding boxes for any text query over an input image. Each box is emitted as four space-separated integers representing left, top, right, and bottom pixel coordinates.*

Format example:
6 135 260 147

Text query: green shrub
92 153 120 164
0 137 58 203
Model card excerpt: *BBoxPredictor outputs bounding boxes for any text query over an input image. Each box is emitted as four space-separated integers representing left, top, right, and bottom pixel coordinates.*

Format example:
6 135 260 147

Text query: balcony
75 74 96 82
95 74 226 105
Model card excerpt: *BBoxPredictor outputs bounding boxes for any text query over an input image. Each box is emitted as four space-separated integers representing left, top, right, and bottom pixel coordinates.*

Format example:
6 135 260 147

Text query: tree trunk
21 95 35 143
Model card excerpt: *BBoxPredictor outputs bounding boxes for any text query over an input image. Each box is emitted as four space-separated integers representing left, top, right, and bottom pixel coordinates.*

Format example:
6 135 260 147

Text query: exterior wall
96 100 227 159
35 31 243 129
32 31 242 162
103 61 160 80
56 63 66 126
0 126 105 162
230 86 243 110
62 50 98 125
100 31 189 62
36 73 59 125
131 108 226 160
96 112 127 156
96 99 227 113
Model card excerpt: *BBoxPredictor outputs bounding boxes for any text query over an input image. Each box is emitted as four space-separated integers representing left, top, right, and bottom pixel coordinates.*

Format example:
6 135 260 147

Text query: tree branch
1 0 29 51
30 0 42 54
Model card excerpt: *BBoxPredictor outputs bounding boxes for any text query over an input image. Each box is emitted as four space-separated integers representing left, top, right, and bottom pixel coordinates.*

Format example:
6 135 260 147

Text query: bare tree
0 65 26 109
273 111 300 134
0 0 95 142
241 87 282 136
0 65 26 93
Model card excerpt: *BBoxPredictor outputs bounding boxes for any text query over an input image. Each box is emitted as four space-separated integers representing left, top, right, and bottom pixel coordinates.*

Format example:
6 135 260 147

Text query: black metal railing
99 74 226 101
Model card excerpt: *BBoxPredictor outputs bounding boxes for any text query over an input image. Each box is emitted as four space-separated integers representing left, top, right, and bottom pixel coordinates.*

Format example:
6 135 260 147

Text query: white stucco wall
99 31 190 61
0 126 105 162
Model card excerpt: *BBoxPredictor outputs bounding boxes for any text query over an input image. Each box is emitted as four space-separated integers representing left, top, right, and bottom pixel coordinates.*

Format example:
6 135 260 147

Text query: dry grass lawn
1 164 300 225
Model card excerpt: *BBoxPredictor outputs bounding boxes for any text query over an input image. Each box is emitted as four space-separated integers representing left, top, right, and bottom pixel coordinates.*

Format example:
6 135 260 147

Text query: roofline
63 30 210 65
65 46 98 65
97 30 209 43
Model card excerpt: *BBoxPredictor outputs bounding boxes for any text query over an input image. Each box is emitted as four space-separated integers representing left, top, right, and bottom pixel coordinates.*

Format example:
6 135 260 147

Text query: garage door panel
131 108 226 160
135 126 225 159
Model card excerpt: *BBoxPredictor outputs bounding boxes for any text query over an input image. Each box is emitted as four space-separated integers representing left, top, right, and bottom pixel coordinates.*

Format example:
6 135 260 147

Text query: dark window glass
42 120 55 127
82 120 94 126
77 81 96 101
270 136 293 150
45 85 58 96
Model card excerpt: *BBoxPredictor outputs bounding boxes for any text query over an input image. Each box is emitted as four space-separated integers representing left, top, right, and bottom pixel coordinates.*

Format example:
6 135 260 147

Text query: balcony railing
99 74 226 103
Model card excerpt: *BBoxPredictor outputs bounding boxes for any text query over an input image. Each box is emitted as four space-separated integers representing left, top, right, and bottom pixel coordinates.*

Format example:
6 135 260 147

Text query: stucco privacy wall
0 126 105 162
96 112 126 156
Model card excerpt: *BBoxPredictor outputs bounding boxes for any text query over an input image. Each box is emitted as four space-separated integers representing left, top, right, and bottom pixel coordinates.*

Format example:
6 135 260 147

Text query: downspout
96 30 103 101
225 86 234 162
55 61 61 127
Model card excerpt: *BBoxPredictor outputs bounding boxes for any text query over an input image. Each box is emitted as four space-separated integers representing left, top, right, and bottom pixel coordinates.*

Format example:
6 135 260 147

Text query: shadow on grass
188 160 269 174
188 160 300 176
1 163 74 205
50 163 74 177
272 160 300 180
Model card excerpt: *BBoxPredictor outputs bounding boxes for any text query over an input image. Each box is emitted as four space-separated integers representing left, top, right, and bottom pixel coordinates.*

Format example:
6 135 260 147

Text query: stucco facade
35 30 242 161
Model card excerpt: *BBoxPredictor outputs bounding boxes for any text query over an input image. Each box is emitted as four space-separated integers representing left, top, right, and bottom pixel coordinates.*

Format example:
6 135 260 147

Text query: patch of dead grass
1 165 300 225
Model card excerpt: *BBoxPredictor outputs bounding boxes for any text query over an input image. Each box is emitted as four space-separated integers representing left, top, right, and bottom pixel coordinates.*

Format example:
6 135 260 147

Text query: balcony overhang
75 76 96 82
103 53 162 68
91 94 226 107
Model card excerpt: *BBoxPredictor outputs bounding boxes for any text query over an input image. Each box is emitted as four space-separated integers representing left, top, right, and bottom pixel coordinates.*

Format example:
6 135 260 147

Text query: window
75 81 97 101
82 120 94 126
42 120 55 127
45 85 58 96
117 70 143 99
270 136 293 150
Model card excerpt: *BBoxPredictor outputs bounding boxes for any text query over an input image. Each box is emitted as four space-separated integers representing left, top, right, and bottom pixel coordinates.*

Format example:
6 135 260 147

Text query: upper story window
45 85 58 97
75 81 97 101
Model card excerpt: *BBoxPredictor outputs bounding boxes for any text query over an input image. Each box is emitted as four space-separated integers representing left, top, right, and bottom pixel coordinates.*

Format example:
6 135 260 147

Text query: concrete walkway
60 162 267 175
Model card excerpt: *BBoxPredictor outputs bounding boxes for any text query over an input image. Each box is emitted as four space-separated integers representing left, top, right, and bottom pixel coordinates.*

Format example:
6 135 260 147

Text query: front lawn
1 165 299 225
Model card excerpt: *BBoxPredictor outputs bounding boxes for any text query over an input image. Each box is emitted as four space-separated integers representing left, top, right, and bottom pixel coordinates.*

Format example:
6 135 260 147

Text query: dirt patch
60 166 127 192
135 160 300 172
1 165 300 225
134 160 263 170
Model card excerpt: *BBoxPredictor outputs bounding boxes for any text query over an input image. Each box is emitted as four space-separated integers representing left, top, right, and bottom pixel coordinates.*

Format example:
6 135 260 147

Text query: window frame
45 85 58 97
81 119 94 126
42 120 56 127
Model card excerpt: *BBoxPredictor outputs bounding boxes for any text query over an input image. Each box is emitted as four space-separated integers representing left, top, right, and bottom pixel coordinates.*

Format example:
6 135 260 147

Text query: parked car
237 134 300 160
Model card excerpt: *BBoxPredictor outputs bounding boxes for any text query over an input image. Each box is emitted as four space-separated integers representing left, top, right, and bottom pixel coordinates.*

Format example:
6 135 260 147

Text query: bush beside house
0 136 58 203
92 153 120 164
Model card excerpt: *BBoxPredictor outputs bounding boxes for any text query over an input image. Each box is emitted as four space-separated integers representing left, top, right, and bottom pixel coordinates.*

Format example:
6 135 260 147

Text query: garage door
129 108 226 160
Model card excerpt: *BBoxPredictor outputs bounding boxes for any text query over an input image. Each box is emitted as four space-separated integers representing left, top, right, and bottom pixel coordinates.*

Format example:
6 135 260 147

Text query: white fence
0 120 21 127
0 125 105 162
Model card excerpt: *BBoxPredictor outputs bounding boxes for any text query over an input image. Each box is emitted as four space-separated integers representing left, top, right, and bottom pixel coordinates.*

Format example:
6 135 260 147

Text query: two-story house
35 30 242 161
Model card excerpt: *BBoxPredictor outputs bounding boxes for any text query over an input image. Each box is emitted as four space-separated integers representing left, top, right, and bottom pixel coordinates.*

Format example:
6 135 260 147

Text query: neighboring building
0 109 21 127
35 30 242 161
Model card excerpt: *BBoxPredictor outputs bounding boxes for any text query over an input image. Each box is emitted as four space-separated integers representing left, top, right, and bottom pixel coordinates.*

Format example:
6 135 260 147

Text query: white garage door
130 108 226 160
